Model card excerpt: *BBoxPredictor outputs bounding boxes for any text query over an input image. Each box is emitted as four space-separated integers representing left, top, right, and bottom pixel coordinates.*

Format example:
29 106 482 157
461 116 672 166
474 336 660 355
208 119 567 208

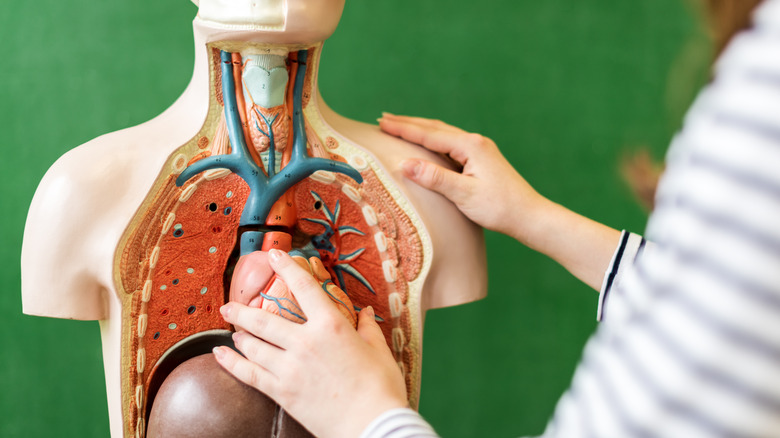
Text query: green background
0 1 707 436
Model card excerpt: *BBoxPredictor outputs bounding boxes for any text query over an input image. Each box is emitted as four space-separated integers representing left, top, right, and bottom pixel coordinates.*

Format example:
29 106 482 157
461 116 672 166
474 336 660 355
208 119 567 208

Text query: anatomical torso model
21 1 487 437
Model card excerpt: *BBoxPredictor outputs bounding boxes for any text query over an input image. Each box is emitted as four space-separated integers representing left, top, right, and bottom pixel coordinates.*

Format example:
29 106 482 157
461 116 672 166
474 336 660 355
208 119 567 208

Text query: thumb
400 159 469 204
356 306 388 351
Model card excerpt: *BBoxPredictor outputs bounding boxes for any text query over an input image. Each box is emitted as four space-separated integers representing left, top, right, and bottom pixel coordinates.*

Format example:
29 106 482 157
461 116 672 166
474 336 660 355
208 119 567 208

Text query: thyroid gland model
21 1 487 437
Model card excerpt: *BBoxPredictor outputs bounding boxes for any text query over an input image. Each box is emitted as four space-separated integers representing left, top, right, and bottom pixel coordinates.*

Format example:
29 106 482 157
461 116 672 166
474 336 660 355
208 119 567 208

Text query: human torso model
21 1 487 437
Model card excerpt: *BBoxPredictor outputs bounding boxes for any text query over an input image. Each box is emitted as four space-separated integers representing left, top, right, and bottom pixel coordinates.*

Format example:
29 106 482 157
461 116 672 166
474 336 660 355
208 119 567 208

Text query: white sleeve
597 230 653 322
541 1 780 436
359 408 440 438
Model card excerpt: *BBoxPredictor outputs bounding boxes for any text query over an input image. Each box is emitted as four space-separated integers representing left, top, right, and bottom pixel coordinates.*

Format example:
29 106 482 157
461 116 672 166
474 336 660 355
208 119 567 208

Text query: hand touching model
381 113 621 290
383 114 537 237
215 113 626 437
212 4 780 435
214 249 408 438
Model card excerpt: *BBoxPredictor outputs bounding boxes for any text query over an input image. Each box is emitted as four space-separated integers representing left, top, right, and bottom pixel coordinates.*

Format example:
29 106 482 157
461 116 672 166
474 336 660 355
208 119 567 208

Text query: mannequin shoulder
21 127 172 319
29 129 153 223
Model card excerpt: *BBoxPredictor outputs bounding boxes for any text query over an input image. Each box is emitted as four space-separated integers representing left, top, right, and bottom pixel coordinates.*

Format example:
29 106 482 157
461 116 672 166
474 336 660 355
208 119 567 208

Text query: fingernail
269 249 282 263
220 304 231 319
382 111 395 117
364 305 375 318
212 346 226 360
400 159 420 178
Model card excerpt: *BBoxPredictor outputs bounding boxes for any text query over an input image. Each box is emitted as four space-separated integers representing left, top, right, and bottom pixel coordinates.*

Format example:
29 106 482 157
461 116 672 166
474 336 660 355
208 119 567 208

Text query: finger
323 281 358 328
380 113 465 133
231 331 285 374
212 346 280 397
379 118 477 164
400 159 472 204
268 249 334 315
221 302 299 348
356 306 388 351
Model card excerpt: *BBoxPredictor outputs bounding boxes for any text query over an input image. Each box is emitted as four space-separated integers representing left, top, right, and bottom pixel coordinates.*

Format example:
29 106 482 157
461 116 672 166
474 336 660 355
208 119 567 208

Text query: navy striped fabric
361 1 780 437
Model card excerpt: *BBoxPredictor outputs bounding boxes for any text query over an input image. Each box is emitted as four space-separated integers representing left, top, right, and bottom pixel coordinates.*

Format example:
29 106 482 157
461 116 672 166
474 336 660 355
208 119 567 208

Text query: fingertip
408 160 467 203
268 252 330 314
357 307 387 348
212 346 228 361
268 248 284 264
378 116 395 132
268 250 300 275
358 306 378 328
400 159 421 179
220 303 232 320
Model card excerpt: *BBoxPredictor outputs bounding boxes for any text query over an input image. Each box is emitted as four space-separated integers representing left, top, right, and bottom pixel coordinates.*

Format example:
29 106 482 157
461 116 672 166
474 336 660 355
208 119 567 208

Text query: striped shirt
361 0 780 437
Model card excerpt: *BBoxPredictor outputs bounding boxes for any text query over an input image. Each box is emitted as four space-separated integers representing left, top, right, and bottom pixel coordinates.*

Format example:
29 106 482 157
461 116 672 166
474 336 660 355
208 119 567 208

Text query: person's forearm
507 194 622 291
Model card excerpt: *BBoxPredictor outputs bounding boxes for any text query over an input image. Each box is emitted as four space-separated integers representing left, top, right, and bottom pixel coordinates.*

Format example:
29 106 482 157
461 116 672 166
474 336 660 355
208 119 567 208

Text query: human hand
214 249 408 438
380 113 622 289
379 113 544 241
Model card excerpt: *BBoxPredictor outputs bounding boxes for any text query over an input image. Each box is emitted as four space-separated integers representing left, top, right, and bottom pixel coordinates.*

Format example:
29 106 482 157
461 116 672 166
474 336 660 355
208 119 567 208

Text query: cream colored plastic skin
21 0 487 436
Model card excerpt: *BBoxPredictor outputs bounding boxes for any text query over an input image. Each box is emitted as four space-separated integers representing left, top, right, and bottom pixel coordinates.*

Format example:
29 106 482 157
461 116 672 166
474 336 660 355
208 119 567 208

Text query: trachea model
21 1 487 437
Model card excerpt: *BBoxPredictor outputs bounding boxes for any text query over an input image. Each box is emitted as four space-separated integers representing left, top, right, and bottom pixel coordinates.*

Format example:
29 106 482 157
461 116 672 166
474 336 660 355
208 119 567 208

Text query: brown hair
698 0 764 57
621 0 764 211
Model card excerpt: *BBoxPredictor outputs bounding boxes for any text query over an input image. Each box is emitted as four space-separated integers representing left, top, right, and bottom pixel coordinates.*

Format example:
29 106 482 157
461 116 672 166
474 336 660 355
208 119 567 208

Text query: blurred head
695 0 764 56
192 0 346 44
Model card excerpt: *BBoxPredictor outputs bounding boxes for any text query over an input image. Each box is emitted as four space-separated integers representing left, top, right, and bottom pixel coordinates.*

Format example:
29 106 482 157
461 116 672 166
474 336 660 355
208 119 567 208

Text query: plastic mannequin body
21 1 487 436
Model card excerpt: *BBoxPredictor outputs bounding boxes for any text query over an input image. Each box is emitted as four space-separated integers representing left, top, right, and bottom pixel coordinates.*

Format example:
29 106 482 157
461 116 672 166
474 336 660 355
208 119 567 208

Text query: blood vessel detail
177 49 363 251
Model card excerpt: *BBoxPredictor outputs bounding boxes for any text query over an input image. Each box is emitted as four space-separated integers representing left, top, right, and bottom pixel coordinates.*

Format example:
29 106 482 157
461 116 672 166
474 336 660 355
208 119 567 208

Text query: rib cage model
115 43 431 438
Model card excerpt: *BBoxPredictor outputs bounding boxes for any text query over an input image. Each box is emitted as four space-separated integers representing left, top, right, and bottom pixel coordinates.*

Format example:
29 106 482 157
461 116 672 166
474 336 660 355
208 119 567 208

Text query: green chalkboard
0 1 704 436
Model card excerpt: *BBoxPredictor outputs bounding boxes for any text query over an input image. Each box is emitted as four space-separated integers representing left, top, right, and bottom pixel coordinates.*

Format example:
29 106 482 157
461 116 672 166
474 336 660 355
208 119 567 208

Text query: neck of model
235 48 295 168
239 49 291 111
180 21 326 148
